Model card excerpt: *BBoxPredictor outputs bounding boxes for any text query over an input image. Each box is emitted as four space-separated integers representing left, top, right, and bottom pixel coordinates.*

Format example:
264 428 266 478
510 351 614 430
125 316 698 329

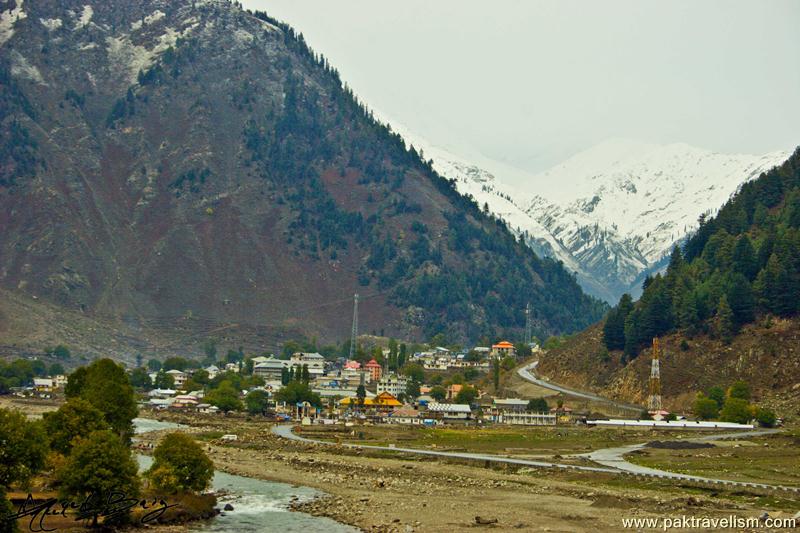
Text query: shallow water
134 419 357 532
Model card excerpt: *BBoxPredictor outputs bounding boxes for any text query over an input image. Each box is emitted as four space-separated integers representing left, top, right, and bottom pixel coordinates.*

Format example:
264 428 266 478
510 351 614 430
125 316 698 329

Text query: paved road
272 424 618 474
272 425 799 493
582 429 786 488
517 360 642 413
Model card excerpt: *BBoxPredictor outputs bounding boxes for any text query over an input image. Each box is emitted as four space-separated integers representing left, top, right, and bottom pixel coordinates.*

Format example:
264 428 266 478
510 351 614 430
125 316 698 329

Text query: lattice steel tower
349 293 359 360
524 302 533 346
647 337 662 412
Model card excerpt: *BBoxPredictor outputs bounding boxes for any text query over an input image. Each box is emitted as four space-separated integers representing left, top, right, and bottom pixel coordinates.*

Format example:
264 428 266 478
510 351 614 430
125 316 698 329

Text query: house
492 398 529 413
289 352 326 377
196 403 219 414
166 369 187 388
376 373 408 397
250 356 272 365
149 388 176 398
53 374 68 388
33 378 53 393
204 365 220 379
386 406 422 425
173 394 199 407
446 384 463 401
253 357 289 379
364 359 382 381
426 402 472 420
491 341 516 358
501 412 556 426
340 391 401 412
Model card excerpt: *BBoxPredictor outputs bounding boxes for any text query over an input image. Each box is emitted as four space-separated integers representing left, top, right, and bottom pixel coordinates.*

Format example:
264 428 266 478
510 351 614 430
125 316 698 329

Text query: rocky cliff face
0 0 604 351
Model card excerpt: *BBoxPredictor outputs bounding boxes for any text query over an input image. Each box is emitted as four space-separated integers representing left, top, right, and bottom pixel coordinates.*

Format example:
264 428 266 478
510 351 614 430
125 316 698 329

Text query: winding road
272 425 799 493
516 360 642 413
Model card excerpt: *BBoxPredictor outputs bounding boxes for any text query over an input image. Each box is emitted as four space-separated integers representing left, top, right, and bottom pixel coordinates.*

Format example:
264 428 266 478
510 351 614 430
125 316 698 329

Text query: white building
376 373 408 397
166 369 187 388
289 352 325 377
426 402 472 420
253 357 289 379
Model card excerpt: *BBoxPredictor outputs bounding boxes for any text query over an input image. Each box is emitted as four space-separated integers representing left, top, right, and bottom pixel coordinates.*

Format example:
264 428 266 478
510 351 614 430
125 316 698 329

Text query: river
133 418 358 532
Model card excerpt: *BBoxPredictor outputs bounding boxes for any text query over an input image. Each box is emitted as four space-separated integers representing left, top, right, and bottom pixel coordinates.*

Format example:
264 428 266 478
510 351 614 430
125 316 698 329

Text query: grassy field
297 424 697 456
627 433 800 486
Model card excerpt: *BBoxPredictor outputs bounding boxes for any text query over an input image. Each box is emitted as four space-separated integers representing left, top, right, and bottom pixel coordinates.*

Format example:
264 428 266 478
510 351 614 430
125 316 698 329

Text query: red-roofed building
491 341 516 358
344 360 361 370
365 359 382 381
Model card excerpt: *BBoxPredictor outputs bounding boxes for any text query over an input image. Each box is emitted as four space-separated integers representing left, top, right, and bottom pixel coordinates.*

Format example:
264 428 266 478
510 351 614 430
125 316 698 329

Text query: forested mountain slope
0 0 605 351
539 149 800 408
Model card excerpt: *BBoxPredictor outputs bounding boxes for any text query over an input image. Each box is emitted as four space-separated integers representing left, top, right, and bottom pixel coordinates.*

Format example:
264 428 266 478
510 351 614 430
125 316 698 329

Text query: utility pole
647 337 662 412
349 293 359 360
524 302 532 346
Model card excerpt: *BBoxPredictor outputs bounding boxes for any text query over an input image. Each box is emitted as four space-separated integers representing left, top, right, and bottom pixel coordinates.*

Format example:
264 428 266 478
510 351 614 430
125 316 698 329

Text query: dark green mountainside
0 0 605 352
603 148 800 358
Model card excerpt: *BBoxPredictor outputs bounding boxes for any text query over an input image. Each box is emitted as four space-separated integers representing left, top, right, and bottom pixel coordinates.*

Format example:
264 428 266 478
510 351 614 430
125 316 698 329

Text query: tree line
603 149 800 358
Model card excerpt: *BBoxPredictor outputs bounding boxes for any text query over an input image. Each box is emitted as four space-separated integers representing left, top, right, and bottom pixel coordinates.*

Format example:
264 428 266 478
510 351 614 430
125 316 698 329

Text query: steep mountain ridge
396 129 790 303
0 0 604 354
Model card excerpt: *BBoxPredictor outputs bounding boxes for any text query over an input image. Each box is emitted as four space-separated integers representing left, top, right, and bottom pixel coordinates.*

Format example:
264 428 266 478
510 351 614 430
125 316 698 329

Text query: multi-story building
376 373 408 397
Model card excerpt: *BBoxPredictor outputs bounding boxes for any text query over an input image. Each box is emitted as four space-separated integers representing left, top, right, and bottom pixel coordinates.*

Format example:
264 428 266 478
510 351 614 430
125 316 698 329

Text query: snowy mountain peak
374 113 792 303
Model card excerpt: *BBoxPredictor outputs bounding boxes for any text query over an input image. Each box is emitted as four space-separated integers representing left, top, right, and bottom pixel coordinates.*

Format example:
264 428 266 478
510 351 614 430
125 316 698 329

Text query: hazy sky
242 0 800 172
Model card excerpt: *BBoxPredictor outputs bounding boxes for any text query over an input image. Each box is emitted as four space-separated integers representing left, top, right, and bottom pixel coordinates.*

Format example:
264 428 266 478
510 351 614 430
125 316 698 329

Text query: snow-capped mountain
379 119 791 304
522 140 791 302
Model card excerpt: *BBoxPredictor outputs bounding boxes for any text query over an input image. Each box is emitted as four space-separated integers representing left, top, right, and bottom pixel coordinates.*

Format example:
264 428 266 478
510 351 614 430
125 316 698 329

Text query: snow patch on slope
0 0 27 46
74 5 93 30
40 17 62 31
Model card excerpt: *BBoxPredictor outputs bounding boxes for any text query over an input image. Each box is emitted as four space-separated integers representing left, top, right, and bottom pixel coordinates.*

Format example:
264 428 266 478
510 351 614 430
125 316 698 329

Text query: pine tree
715 295 735 344
726 273 755 327
731 235 758 280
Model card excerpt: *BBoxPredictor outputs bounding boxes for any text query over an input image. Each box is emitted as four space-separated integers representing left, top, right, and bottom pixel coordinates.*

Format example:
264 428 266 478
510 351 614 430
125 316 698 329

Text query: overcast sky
242 0 800 172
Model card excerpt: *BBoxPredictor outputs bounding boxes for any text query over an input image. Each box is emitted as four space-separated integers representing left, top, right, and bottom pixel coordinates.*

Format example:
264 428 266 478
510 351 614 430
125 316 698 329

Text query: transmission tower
349 293 359 360
524 302 532 346
647 337 662 412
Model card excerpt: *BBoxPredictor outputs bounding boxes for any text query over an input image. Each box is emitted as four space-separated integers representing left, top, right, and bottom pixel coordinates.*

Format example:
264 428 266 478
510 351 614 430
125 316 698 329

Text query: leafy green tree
527 398 549 412
398 344 407 368
463 368 479 381
43 399 109 455
429 385 447 402
154 370 175 390
64 366 88 398
57 430 140 527
206 381 242 412
244 389 270 415
147 359 162 372
146 433 213 494
203 339 218 364
692 394 719 420
163 357 190 371
46 344 72 359
755 407 777 427
275 381 321 407
454 385 478 405
355 383 366 409
71 359 138 443
129 367 153 390
0 408 48 488
48 363 65 376
707 386 725 409
0 487 15 533
405 380 420 399
719 397 752 424
727 380 751 401
191 369 210 386
402 363 425 383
